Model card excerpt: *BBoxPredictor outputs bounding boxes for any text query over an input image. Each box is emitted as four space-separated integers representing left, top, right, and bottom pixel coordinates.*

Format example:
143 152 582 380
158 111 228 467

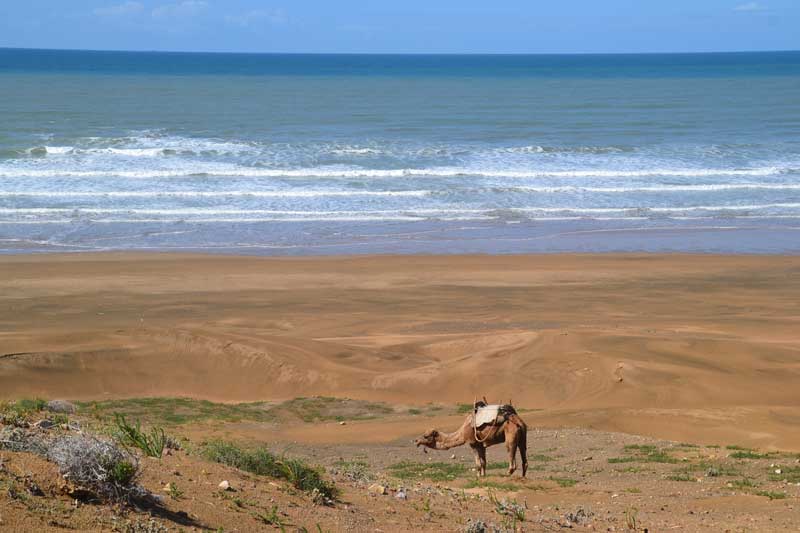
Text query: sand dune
2 253 799 449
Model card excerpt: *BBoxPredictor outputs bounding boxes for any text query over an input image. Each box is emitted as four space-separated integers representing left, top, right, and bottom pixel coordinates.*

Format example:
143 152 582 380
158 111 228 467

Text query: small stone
368 483 387 495
33 419 55 430
45 400 76 414
162 483 174 492
339 421 346 425
395 490 407 500
218 480 232 491
775 469 782 474
583 456 593 461
450 454 456 460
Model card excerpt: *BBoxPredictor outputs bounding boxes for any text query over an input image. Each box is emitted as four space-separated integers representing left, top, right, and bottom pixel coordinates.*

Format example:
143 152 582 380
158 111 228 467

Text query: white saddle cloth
475 405 502 427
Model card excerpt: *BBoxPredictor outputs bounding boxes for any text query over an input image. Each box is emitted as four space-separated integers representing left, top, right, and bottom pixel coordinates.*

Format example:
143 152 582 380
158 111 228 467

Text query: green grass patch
609 445 677 464
625 487 642 494
201 440 337 500
77 397 274 426
463 479 523 491
529 454 554 462
388 461 467 482
0 398 47 424
407 408 422 415
679 461 741 477
276 396 393 423
549 476 577 488
456 403 473 414
756 490 787 500
667 473 694 482
332 459 372 482
730 450 772 460
731 478 758 489
486 462 509 471
769 466 800 483
76 396 396 427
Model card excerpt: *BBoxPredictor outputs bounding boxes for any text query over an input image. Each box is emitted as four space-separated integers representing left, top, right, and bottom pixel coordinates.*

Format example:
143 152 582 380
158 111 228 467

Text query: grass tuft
113 414 167 458
201 440 337 501
388 461 467 482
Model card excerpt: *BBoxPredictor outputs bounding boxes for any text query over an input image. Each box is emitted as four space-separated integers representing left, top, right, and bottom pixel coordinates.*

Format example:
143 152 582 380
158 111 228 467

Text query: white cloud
225 8 287 28
151 0 209 20
734 2 766 11
93 1 144 17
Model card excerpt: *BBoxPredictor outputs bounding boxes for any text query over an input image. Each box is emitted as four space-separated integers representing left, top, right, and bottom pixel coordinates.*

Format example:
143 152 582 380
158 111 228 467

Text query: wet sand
2 253 799 449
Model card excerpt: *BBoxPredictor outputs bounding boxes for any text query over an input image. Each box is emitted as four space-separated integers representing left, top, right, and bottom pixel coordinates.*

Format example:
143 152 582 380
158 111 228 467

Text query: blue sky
1 1 798 54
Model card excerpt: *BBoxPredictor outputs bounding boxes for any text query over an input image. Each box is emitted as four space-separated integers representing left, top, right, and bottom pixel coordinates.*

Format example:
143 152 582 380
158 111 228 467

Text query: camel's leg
477 445 487 477
469 443 483 476
518 427 528 477
506 431 518 476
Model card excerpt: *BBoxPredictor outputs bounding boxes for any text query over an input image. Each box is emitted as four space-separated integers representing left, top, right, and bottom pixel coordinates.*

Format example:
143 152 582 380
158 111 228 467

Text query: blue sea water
1 48 799 254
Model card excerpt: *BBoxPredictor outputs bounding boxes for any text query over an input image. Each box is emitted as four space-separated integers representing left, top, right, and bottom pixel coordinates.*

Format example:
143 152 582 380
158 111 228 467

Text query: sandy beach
3 252 799 450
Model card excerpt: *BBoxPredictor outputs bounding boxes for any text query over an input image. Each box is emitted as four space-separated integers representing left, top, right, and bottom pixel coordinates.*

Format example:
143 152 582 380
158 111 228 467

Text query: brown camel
414 402 528 477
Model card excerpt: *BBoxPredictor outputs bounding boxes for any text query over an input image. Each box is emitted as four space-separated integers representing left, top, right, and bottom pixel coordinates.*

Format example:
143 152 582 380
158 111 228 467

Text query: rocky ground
2 398 800 532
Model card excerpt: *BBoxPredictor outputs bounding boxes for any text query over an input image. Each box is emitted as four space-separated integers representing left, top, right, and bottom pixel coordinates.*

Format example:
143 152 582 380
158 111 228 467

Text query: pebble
395 490 407 500
218 480 232 491
339 421 347 425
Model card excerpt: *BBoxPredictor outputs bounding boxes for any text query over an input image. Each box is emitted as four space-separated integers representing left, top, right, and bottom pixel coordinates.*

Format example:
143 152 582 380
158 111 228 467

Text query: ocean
1 48 799 254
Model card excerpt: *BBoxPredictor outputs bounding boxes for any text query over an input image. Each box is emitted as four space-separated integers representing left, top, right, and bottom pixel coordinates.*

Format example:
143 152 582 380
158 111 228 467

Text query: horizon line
2 46 800 57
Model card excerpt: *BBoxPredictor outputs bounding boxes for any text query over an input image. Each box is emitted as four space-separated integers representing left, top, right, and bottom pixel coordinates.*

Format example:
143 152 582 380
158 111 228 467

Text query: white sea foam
2 203 799 218
0 165 791 179
501 183 800 193
0 190 429 198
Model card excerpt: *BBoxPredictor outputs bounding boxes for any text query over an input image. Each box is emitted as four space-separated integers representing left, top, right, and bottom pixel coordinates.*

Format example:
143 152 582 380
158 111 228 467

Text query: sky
1 1 799 54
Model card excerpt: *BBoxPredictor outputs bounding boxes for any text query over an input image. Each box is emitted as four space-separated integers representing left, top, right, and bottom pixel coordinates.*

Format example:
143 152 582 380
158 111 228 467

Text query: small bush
47 435 148 503
114 414 167 458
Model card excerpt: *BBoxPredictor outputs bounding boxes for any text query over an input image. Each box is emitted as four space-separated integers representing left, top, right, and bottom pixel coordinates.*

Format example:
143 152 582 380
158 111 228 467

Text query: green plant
254 505 286 531
108 460 137 486
167 483 184 500
624 507 639 530
113 414 166 458
488 490 525 522
202 441 337 500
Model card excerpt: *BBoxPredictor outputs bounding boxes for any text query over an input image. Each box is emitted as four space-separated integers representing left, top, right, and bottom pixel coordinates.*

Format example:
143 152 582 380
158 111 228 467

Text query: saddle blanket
475 404 502 427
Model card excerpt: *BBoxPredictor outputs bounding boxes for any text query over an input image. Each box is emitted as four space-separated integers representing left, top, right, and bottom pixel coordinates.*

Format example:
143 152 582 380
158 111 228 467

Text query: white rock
395 490 407 500
218 480 232 491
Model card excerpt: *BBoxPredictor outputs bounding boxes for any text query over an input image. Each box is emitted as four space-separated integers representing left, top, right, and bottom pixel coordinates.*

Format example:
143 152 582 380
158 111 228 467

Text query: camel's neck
434 419 471 450
434 429 466 450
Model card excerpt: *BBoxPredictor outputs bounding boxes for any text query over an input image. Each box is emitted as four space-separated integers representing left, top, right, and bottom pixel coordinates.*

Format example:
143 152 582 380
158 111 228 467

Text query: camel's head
414 429 439 449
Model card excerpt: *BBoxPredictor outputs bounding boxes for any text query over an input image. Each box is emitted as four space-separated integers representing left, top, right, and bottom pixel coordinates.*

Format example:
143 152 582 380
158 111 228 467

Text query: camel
414 400 528 477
